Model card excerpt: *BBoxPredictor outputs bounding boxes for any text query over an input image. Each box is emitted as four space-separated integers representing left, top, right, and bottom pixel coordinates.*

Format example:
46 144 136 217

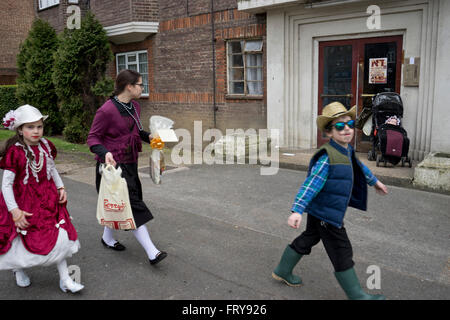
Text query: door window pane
322 45 353 108
323 45 352 98
362 42 397 142
364 42 397 93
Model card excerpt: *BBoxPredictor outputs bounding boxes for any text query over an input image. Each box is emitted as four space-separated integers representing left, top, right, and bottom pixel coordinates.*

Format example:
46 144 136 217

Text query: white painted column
430 0 450 153
266 10 286 146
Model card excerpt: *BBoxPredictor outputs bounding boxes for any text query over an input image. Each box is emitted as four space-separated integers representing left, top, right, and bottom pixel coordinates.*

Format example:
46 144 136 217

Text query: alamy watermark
66 4 81 30
367 5 381 30
68 264 81 284
366 265 381 290
169 121 280 175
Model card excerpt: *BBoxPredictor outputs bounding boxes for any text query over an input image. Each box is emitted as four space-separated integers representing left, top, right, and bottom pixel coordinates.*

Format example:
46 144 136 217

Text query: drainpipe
211 0 217 128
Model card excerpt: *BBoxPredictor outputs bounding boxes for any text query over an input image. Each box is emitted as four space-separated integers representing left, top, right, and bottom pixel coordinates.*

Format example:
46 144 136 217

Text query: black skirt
96 162 153 228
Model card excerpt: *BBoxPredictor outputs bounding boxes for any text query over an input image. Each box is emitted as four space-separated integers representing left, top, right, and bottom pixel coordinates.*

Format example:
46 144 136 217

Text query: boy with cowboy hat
272 101 388 300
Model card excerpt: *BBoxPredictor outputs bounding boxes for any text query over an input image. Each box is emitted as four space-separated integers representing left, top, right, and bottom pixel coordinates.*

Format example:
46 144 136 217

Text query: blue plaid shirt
291 153 378 215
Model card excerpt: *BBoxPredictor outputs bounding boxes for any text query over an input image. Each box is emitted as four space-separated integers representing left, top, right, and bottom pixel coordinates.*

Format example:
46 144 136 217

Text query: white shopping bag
149 116 178 142
149 116 177 184
96 164 136 230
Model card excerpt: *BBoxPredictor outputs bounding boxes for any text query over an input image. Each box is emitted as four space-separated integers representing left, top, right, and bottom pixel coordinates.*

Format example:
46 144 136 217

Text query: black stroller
366 92 412 167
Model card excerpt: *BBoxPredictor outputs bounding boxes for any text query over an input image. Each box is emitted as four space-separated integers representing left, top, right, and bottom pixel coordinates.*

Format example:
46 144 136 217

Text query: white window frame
116 50 149 97
226 39 264 97
38 0 60 10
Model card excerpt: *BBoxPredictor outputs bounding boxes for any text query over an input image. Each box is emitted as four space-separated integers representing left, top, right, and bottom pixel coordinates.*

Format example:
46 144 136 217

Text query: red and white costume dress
0 138 79 270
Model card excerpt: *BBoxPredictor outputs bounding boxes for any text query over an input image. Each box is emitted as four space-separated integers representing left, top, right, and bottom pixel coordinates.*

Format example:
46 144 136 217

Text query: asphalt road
0 164 449 300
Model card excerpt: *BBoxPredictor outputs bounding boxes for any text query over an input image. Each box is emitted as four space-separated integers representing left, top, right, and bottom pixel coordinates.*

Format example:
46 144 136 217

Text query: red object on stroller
367 92 412 167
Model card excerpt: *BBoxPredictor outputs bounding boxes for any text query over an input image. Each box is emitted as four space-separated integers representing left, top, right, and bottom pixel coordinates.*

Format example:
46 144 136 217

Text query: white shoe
59 277 84 293
13 269 31 288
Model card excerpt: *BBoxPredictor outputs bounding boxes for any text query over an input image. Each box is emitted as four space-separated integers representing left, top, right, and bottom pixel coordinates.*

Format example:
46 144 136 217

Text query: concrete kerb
56 147 450 196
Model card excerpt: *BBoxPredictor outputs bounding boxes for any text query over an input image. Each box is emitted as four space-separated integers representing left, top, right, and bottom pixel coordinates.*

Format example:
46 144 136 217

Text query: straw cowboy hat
317 102 357 132
2 104 48 131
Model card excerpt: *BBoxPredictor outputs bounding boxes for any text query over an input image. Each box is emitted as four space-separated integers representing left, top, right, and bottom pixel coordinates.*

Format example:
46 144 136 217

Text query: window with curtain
116 50 149 96
227 40 263 96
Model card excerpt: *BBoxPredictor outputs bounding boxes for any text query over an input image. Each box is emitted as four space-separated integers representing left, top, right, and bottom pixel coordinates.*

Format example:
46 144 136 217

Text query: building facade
238 0 450 160
34 0 267 139
3 0 448 161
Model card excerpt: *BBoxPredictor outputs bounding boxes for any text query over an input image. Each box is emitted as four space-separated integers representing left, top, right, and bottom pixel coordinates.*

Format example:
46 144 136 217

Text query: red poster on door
369 58 387 84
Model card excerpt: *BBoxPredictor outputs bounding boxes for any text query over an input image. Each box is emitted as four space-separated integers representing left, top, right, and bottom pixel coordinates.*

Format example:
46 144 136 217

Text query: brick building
29 0 268 137
0 1 36 85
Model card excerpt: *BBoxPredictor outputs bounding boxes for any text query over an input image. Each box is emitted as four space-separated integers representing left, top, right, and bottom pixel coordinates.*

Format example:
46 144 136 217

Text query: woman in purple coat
87 69 167 265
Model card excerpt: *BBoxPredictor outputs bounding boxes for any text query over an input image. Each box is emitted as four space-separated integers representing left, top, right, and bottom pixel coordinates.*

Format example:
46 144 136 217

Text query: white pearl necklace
29 148 44 174
114 96 143 131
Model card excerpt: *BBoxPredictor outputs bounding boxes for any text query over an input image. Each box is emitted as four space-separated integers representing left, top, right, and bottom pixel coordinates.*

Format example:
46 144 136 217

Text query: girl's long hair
0 126 34 162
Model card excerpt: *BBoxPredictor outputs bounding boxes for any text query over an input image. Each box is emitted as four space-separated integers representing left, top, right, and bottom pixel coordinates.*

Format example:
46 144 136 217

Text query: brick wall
159 0 237 20
0 0 35 84
91 0 158 28
120 0 268 137
90 0 132 27
131 0 159 22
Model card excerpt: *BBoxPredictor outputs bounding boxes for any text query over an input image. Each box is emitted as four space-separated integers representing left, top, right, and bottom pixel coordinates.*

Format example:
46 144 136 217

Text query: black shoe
101 238 126 251
149 251 167 265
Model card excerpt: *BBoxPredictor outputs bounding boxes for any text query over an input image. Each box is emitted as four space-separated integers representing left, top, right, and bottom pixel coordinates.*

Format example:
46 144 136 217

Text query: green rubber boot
334 267 386 300
272 245 303 287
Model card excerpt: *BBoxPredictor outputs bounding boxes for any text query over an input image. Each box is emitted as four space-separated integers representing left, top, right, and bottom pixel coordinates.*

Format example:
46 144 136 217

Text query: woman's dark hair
113 69 142 96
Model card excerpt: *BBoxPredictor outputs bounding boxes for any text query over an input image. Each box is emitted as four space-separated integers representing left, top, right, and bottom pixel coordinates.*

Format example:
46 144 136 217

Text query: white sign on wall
369 58 388 84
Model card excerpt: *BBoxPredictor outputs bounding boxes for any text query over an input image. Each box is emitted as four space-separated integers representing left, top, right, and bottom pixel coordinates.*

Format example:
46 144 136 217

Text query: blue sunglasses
332 120 355 131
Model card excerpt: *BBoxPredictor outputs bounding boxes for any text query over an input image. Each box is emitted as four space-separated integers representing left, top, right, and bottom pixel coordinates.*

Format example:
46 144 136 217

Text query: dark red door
318 36 403 151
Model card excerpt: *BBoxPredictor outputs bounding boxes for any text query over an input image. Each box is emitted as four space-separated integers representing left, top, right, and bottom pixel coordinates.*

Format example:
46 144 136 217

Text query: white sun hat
2 104 48 131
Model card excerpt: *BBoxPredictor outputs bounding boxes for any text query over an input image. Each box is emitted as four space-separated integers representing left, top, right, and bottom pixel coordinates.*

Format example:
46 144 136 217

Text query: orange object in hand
150 137 164 150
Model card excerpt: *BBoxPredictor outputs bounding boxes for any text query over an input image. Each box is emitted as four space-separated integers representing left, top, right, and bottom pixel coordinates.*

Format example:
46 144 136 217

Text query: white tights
102 225 160 260
13 260 71 284
56 259 70 281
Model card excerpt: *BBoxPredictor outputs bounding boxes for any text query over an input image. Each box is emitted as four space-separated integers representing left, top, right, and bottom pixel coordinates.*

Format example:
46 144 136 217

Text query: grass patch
0 129 90 154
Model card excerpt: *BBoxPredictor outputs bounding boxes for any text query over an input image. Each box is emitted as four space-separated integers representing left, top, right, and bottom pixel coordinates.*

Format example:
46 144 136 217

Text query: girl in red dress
0 104 83 293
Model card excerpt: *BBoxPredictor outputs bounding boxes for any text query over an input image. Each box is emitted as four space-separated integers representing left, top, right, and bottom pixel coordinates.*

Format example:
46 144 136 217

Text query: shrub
53 11 114 143
0 86 19 124
16 19 62 136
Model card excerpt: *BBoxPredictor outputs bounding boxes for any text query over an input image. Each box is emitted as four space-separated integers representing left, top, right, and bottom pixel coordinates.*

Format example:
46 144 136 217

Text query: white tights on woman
103 225 160 260
132 225 160 260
